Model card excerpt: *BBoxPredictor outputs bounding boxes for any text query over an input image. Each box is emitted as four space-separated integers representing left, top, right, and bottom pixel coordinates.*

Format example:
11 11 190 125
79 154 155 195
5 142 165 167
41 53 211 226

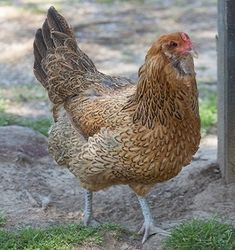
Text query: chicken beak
189 48 198 58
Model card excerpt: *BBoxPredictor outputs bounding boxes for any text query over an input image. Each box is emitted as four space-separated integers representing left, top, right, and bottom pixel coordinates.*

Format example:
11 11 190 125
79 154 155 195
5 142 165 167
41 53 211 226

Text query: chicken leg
83 190 99 226
137 195 169 243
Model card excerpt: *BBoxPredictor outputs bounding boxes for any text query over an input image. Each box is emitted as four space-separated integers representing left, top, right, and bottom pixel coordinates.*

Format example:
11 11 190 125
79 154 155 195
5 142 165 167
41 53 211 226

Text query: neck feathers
126 53 198 129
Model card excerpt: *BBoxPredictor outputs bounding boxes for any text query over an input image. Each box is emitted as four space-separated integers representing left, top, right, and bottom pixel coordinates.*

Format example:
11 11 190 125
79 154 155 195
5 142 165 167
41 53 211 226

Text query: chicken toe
137 195 169 243
139 222 169 244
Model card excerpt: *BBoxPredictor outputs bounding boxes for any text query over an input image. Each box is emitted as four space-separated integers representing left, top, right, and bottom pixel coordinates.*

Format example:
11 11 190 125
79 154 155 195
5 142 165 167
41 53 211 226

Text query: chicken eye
170 41 178 48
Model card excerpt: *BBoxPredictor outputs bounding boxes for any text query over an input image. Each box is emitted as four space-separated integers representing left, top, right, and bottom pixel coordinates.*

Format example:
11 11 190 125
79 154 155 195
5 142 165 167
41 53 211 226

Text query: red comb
180 32 190 41
180 32 192 49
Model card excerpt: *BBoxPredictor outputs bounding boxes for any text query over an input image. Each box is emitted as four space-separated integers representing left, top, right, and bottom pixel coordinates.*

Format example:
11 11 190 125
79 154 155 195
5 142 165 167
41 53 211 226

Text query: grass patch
199 92 217 135
0 1 61 13
0 112 51 136
0 223 126 250
0 212 7 228
0 0 11 6
164 218 235 250
0 85 47 103
0 85 51 136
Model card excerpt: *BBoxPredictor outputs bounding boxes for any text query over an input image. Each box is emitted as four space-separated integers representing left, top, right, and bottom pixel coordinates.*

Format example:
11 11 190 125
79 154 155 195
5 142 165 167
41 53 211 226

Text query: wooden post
217 0 235 183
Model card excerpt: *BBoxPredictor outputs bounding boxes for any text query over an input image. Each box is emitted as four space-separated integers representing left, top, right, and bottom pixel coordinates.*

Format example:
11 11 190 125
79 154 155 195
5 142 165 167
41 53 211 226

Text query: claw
138 223 145 235
139 222 169 244
83 216 100 227
136 195 170 243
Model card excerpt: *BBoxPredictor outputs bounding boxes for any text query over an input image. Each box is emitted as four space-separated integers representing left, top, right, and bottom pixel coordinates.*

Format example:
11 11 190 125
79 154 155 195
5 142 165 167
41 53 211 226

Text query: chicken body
50 82 199 196
33 7 200 243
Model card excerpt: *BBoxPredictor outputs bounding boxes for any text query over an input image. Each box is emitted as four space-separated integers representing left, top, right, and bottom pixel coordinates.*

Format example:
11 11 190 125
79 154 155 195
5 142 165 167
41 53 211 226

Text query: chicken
33 6 200 243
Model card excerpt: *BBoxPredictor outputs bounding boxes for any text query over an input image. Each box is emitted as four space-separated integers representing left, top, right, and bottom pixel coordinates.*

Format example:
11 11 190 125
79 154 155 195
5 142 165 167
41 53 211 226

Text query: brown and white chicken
33 6 200 243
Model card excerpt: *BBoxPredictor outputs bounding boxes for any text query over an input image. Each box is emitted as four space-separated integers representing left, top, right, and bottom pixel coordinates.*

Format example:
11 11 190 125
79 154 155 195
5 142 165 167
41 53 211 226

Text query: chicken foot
137 196 169 243
83 190 99 226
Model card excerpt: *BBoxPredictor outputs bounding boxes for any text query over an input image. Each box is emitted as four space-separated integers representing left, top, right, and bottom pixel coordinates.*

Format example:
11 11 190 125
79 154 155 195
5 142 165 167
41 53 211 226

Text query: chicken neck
129 53 198 129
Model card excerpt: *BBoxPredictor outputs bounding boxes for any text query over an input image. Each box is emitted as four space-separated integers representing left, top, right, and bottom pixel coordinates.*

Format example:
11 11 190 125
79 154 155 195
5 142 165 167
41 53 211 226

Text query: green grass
0 112 51 136
199 92 217 135
0 85 47 103
0 212 7 228
0 0 61 13
164 218 235 250
0 85 51 136
0 0 11 6
0 223 126 250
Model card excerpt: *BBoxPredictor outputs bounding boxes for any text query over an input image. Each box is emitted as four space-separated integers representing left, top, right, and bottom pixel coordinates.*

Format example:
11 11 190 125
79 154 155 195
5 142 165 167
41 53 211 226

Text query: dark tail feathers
33 6 96 90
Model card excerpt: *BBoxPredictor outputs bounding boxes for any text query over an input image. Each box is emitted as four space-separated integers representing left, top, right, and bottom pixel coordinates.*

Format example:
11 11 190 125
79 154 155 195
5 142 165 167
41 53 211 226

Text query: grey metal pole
217 0 235 183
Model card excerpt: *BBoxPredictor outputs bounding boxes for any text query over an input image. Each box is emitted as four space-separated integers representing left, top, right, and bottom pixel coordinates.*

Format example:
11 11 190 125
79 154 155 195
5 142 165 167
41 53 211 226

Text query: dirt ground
1 1 234 249
1 126 235 250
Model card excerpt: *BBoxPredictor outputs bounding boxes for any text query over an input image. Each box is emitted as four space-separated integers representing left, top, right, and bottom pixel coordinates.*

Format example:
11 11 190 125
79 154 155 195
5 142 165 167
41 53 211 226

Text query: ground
1 127 235 250
0 0 234 249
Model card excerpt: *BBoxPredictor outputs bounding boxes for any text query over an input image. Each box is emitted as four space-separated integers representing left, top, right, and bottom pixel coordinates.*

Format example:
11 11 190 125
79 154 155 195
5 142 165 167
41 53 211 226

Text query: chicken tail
33 6 97 117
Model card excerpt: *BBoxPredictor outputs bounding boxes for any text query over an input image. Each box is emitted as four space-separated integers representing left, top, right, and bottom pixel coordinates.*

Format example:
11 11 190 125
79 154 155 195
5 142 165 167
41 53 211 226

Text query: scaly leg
83 190 99 226
137 195 169 243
